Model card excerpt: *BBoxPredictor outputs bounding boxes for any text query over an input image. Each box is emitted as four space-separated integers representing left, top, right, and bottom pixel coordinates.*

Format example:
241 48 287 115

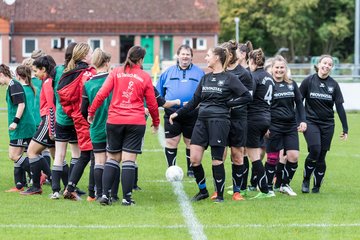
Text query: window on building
196 38 207 50
183 38 193 48
65 38 75 47
182 38 207 50
89 38 102 50
22 38 37 57
51 38 61 49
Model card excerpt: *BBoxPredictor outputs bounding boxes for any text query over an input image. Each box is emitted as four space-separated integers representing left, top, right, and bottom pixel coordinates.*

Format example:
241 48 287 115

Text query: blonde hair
31 49 46 60
22 58 35 68
264 57 274 73
272 55 292 84
64 42 90 73
91 48 111 69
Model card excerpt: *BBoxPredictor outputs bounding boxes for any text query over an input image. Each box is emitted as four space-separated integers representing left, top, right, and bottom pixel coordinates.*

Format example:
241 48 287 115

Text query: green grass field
0 103 359 239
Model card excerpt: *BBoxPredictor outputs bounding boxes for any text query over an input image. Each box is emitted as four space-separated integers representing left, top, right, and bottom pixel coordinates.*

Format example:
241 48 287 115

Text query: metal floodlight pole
234 17 240 43
355 0 360 78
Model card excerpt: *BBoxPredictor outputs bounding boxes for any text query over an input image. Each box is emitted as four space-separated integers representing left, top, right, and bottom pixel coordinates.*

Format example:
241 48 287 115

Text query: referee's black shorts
164 111 197 139
191 118 230 148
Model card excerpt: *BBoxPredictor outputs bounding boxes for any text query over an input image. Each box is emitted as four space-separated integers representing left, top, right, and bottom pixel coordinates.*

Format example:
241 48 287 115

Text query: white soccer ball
165 166 184 182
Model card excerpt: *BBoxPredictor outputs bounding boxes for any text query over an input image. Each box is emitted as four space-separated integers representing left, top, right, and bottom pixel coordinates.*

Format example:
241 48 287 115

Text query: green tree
313 0 354 59
219 0 275 53
218 0 355 62
265 0 318 62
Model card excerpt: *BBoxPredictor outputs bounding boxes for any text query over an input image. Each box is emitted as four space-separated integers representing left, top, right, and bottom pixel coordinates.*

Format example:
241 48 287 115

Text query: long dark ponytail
124 46 146 73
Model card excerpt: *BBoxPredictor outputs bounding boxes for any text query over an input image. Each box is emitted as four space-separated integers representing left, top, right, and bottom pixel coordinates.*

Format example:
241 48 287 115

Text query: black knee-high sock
21 169 28 187
88 157 95 198
14 162 24 189
274 162 285 189
252 160 268 193
17 156 30 176
42 151 52 173
67 151 91 192
212 164 225 198
186 148 192 172
313 162 326 188
16 156 31 185
265 162 276 190
165 147 177 167
250 165 257 188
193 164 207 193
102 159 119 197
232 164 243 193
303 156 317 181
51 165 63 193
241 156 249 190
133 163 139 188
94 164 104 198
111 165 120 198
40 157 51 179
61 161 69 187
283 161 298 185
121 161 136 201
69 158 79 180
29 156 42 188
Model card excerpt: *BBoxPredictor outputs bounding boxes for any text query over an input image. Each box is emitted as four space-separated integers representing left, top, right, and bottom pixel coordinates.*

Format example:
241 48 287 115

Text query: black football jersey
228 64 253 119
177 71 248 119
248 68 275 120
299 74 344 125
271 80 305 130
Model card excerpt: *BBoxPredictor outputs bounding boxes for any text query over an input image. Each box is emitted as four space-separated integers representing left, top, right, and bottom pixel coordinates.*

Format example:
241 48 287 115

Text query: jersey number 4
264 85 273 105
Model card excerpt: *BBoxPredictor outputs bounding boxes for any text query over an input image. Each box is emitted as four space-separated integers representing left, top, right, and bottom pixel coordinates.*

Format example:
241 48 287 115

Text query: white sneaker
280 184 297 196
50 192 60 199
268 190 276 197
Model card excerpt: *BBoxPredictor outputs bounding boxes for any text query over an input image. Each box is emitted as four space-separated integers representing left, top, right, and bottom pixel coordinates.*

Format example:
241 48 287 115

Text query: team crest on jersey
217 80 225 86
320 83 325 88
328 86 334 93
287 84 294 90
280 84 284 87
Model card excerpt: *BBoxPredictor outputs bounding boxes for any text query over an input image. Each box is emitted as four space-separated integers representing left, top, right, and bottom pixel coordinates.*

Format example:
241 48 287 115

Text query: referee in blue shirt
156 45 204 177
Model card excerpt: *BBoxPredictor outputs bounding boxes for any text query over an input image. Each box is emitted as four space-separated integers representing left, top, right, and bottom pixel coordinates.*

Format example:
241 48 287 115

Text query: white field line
1 223 360 230
157 125 207 240
156 124 166 149
172 181 207 240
